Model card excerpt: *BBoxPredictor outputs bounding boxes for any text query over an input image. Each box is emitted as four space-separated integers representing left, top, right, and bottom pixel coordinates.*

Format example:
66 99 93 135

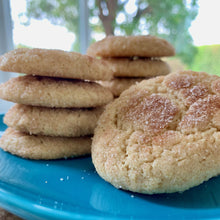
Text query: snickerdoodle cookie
87 35 175 58
4 104 103 137
0 128 91 160
98 77 148 97
0 48 113 80
0 75 113 108
92 70 220 194
102 58 170 77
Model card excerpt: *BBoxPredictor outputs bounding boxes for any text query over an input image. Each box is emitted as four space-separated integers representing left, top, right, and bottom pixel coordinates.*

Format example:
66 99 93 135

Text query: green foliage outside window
189 45 220 76
23 0 198 65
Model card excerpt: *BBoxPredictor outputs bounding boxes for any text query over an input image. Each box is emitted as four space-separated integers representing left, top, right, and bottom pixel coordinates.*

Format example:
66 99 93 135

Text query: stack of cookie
87 35 175 97
0 48 113 160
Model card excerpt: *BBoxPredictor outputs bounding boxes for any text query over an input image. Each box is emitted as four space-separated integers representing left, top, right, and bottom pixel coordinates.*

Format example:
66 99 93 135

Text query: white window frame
0 0 14 113
79 0 90 54
0 0 14 80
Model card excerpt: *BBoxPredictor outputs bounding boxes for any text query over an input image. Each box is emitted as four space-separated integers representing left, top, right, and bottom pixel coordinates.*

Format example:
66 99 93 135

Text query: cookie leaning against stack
92 70 220 194
87 35 175 97
0 48 113 160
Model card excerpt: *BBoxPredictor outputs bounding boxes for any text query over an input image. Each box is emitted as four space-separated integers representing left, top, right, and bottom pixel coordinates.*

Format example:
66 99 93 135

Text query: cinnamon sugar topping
123 93 179 135
212 79 220 94
165 74 195 90
181 84 209 105
179 95 220 131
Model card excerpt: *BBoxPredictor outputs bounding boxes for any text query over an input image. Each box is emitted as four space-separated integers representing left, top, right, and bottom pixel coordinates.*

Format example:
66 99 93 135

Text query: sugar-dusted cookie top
0 48 113 80
0 75 113 108
92 70 220 194
0 128 91 160
87 35 175 58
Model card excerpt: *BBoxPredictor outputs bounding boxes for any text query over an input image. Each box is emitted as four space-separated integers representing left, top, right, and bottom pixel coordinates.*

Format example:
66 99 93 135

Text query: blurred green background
188 45 220 76
12 0 220 76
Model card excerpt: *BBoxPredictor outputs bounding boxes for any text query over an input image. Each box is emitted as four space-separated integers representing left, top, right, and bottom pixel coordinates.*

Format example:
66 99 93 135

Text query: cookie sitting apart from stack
87 35 175 97
0 48 113 160
92 70 220 194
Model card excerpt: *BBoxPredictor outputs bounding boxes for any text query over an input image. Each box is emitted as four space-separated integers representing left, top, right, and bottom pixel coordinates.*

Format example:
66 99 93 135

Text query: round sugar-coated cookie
98 77 149 97
4 104 104 137
0 75 113 108
0 48 113 80
92 70 220 194
87 35 175 58
0 128 91 160
103 58 170 77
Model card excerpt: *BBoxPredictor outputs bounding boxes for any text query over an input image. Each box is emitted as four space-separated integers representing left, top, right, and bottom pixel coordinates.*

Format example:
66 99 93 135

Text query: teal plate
0 114 220 219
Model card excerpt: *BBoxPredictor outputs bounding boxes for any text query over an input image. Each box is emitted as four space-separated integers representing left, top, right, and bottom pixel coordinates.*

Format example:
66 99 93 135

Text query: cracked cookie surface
92 70 220 194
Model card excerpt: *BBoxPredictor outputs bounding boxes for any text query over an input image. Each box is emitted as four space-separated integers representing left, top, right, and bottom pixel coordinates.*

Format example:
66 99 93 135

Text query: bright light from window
116 12 126 24
9 0 220 49
189 0 220 46
124 0 137 14
10 0 75 51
